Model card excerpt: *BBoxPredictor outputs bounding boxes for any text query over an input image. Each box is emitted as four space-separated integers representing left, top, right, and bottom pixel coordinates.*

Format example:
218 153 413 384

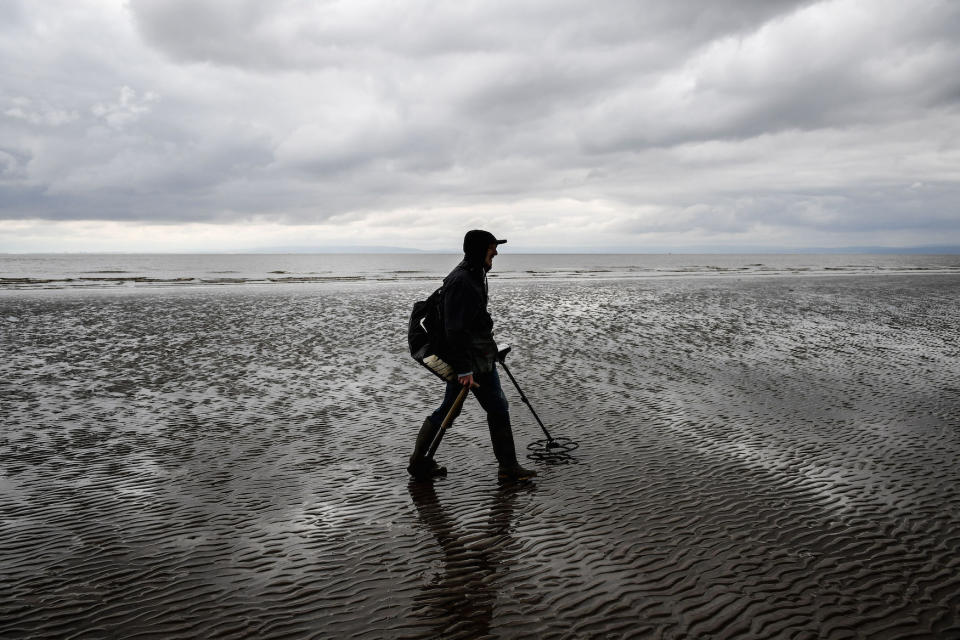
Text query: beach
2 273 959 639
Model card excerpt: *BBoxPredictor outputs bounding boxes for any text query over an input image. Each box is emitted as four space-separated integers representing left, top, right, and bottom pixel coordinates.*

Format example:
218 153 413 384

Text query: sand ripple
2 275 959 638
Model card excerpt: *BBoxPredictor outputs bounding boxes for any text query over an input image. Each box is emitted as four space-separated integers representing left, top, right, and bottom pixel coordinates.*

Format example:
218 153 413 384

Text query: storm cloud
1 0 958 250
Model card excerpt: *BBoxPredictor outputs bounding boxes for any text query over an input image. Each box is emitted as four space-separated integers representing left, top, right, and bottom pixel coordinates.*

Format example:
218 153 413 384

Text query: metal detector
497 346 579 464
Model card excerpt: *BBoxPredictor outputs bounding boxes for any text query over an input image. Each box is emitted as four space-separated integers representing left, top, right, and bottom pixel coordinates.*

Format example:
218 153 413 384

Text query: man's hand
458 373 477 388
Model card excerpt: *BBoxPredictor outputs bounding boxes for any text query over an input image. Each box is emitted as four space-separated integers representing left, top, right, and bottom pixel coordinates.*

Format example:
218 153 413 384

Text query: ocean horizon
2 252 959 291
3 244 960 255
0 252 960 290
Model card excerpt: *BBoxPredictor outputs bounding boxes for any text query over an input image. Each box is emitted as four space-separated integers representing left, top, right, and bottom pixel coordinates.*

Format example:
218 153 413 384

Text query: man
407 230 538 482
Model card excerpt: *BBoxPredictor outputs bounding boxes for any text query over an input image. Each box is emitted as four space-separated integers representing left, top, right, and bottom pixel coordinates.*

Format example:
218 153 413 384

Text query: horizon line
2 245 960 256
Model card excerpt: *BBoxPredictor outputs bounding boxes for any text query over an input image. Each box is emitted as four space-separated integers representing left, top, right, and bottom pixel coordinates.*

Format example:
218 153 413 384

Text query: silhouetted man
407 230 537 482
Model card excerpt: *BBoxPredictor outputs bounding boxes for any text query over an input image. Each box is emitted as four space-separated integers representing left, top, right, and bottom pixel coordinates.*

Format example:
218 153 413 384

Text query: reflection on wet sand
408 481 535 638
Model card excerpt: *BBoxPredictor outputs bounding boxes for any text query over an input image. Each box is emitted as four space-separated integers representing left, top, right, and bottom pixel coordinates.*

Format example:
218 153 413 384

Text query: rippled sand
2 274 959 639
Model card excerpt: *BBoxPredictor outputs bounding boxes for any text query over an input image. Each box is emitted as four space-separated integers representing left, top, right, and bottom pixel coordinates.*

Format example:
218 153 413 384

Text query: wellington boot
408 417 446 481
407 458 448 482
488 412 535 481
497 463 538 482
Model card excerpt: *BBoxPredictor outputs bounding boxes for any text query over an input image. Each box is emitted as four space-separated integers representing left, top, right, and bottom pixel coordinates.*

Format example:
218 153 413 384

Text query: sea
1 253 959 290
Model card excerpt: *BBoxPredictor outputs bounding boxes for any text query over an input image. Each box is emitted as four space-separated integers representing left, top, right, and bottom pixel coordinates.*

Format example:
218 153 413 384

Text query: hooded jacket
441 247 498 376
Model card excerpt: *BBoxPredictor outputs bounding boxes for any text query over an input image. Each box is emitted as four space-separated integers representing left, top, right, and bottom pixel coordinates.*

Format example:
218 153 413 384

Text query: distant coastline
2 245 959 255
243 245 960 255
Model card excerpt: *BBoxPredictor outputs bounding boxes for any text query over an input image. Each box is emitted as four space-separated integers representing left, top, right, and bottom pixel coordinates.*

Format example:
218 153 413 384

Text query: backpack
408 287 456 381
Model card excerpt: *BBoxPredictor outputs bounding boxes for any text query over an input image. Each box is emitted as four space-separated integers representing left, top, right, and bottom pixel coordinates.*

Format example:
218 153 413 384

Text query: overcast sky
1 0 959 252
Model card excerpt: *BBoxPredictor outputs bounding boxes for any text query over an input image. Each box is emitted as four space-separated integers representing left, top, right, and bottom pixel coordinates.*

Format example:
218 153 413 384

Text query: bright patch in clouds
1 0 959 251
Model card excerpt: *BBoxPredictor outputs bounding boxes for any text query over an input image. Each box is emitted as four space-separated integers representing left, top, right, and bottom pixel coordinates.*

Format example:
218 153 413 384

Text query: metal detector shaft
426 383 470 459
499 361 554 442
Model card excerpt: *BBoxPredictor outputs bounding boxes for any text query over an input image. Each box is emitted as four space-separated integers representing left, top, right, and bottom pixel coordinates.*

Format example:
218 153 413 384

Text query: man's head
463 229 506 272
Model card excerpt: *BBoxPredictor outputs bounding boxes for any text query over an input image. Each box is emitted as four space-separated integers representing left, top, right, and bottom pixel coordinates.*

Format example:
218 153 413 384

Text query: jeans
429 367 509 427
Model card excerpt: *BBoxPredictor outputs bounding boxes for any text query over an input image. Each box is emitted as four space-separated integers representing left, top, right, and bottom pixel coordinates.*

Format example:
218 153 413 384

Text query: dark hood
463 238 488 268
462 229 506 270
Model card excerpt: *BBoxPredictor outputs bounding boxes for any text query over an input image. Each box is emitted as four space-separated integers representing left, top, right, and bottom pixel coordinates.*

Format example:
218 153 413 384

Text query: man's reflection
408 480 534 638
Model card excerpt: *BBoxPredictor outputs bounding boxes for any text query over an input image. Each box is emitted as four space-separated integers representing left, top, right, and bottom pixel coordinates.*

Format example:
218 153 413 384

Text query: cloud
91 86 159 129
126 1 816 69
4 96 79 127
579 0 960 151
0 0 958 250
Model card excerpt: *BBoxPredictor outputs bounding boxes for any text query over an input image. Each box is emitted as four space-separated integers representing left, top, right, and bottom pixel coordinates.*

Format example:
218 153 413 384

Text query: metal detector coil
497 346 579 465
527 437 579 464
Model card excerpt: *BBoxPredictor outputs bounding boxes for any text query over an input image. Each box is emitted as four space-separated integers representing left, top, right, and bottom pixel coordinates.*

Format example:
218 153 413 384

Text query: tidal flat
2 274 959 639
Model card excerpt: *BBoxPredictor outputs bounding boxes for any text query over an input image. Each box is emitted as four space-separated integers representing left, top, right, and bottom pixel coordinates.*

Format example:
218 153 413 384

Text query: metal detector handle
499 361 554 442
426 382 476 459
442 384 470 430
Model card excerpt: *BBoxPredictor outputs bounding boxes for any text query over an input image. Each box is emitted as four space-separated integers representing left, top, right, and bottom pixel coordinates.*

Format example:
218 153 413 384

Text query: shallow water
2 274 959 638
2 252 959 290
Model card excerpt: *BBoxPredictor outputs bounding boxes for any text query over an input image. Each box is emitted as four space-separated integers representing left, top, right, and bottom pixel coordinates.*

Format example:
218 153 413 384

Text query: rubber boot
487 412 537 481
407 417 447 481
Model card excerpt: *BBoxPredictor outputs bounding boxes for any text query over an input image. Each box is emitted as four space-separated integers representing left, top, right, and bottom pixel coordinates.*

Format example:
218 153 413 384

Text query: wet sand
2 274 959 639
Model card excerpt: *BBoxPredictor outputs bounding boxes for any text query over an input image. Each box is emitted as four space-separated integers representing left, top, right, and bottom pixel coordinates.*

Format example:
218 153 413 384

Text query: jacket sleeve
443 278 481 375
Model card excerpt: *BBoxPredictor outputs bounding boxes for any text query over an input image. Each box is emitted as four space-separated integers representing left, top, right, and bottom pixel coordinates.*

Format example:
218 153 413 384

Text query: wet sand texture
2 274 959 639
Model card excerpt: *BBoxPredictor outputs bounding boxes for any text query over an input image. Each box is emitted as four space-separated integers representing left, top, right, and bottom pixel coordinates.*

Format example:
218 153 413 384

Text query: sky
1 0 959 253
